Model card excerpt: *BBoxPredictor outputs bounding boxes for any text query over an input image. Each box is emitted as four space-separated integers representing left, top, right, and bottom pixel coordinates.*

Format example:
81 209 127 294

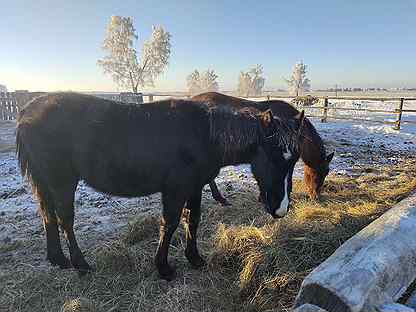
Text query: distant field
263 90 416 98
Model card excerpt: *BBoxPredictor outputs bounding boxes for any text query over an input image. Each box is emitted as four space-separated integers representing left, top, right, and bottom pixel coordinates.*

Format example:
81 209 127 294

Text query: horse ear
326 152 334 163
295 110 305 135
295 110 305 123
259 109 273 127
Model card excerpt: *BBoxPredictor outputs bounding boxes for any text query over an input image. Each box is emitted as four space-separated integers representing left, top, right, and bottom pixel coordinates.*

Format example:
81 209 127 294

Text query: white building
0 84 7 92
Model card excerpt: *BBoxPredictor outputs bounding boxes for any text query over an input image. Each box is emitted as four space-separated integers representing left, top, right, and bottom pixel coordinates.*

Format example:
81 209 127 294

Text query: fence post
321 97 328 123
0 93 3 120
148 95 153 102
394 98 404 130
5 97 10 120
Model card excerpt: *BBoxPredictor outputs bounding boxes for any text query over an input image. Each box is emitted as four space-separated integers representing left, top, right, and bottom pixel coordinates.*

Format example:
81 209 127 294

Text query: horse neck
209 110 261 166
300 123 326 169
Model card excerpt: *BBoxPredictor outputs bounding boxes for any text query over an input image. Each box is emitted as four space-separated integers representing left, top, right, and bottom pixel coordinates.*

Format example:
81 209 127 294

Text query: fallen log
293 303 329 312
293 192 416 312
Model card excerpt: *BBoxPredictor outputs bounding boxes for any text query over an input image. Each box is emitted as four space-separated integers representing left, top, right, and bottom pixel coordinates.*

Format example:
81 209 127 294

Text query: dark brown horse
192 92 334 202
17 93 304 280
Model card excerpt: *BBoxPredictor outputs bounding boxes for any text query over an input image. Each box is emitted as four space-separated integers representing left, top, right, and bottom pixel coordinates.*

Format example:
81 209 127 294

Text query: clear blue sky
1 0 415 92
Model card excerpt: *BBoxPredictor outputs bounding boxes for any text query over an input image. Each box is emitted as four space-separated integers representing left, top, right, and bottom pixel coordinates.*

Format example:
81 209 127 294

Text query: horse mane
260 99 327 160
267 116 302 155
208 105 301 161
208 106 260 159
300 117 327 159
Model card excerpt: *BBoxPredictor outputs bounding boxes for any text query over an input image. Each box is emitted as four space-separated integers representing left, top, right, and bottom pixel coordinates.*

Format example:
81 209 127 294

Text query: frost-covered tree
200 69 219 92
187 69 219 95
0 84 7 93
98 16 171 93
237 64 265 96
187 70 201 95
237 72 251 97
284 61 310 96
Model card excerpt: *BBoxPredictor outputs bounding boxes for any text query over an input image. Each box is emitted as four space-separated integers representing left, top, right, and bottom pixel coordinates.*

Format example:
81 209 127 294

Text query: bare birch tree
237 64 265 96
187 69 219 95
98 16 171 93
284 61 310 96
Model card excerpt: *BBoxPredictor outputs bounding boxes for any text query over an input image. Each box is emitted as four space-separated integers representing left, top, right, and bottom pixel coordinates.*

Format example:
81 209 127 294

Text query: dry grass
121 214 160 245
1 160 416 312
211 160 416 311
61 298 99 312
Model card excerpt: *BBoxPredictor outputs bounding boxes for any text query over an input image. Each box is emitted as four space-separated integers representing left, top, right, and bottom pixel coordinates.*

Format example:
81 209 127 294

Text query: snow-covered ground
1 100 415 267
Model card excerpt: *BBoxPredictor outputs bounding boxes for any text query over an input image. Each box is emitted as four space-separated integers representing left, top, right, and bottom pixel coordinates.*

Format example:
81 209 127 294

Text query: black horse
192 92 334 203
16 93 304 280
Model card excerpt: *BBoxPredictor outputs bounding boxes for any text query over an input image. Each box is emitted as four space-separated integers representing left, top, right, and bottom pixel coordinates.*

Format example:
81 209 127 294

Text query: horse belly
82 167 165 197
80 154 169 197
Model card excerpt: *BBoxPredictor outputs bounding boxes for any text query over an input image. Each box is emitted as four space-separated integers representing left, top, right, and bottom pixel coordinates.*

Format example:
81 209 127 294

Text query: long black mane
300 117 327 159
207 105 300 162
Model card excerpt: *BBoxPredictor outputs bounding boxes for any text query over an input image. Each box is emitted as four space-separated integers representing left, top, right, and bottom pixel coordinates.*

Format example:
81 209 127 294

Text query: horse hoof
77 265 94 277
74 261 94 276
158 265 176 281
48 254 72 269
221 200 232 206
59 260 73 270
186 253 206 269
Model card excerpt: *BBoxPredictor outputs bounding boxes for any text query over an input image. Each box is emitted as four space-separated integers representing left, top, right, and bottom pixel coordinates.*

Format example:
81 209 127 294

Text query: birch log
293 192 416 312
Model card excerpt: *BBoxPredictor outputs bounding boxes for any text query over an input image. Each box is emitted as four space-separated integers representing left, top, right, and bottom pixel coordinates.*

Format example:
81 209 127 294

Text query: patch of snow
0 108 415 264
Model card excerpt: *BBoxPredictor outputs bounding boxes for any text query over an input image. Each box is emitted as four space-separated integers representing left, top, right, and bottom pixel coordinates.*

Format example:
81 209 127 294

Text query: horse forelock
268 117 302 156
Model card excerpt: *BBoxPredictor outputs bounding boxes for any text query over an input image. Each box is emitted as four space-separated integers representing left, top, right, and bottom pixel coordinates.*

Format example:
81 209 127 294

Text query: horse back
192 92 325 165
17 93 217 197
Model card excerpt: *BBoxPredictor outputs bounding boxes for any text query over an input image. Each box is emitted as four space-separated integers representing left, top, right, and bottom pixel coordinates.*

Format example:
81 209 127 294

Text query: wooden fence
145 94 416 131
0 91 143 121
285 96 416 130
0 92 19 120
143 94 416 130
0 91 44 121
2 92 415 130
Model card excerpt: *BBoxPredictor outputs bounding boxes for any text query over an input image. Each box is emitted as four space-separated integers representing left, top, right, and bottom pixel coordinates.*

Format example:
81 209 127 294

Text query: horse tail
16 120 37 193
16 110 48 202
16 123 28 180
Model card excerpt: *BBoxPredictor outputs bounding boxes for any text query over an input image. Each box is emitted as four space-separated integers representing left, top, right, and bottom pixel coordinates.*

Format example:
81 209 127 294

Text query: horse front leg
258 189 265 203
209 180 231 206
155 191 185 281
184 188 206 268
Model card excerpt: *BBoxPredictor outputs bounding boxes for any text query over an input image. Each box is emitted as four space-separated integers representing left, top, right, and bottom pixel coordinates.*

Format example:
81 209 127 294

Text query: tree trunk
294 192 416 312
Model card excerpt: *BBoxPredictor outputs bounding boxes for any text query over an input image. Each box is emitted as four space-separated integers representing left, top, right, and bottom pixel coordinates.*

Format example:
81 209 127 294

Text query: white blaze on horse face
283 147 292 160
275 173 289 217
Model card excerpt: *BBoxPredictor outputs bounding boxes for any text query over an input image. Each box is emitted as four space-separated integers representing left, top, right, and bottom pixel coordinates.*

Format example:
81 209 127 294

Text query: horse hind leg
184 188 206 268
52 181 91 275
209 180 231 206
37 190 71 269
155 191 187 281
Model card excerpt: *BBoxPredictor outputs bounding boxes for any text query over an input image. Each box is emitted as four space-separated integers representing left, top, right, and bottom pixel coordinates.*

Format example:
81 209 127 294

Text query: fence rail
1 92 415 130
0 93 19 120
0 91 45 121
244 95 415 130
143 93 415 130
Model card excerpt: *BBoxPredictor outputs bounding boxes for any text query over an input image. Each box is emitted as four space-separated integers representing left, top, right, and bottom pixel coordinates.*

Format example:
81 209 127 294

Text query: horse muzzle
264 201 290 219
